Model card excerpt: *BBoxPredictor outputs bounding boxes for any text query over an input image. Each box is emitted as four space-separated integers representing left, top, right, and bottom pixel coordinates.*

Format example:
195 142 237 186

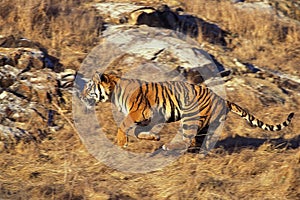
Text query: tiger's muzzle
80 96 96 110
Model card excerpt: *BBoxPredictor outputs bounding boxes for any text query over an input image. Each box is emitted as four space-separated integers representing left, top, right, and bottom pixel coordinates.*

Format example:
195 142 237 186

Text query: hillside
0 0 299 199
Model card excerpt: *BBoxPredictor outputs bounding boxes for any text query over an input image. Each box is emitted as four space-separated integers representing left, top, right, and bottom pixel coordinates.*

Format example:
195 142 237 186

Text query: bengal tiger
80 72 294 151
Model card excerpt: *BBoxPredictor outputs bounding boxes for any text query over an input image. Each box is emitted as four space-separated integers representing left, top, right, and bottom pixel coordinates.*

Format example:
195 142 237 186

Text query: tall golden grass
184 0 300 73
185 0 300 42
0 0 103 68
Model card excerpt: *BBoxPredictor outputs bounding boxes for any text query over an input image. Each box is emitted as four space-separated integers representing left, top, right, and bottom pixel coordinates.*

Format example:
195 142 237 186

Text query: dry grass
0 0 300 199
0 0 103 68
184 0 300 75
1 131 299 199
186 0 300 42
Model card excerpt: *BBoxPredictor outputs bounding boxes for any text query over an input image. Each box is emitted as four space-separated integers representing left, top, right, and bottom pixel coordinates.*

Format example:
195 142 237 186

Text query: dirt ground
0 0 299 199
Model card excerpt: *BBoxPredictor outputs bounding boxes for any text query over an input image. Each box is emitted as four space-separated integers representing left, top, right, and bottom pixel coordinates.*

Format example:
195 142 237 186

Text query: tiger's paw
162 144 169 151
136 132 160 141
162 141 189 151
117 138 128 148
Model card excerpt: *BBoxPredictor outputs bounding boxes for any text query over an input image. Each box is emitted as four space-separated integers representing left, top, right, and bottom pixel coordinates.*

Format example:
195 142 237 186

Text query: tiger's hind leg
199 114 226 155
162 116 208 151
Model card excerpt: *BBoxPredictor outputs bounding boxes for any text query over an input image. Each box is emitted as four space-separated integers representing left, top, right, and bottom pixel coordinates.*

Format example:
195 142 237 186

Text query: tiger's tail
226 101 294 131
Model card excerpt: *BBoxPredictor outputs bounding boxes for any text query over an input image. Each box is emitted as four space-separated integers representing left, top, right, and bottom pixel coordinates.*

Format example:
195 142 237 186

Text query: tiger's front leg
116 128 128 148
117 109 152 147
117 113 137 148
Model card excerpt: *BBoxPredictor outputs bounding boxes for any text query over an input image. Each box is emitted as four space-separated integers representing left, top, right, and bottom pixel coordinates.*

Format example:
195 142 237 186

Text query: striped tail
226 101 294 131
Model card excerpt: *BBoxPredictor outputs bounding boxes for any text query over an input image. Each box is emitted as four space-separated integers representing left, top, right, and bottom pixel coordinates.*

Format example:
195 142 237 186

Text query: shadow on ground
190 134 300 154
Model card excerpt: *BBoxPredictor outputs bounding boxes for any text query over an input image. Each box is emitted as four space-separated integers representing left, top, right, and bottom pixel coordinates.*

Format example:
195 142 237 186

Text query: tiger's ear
100 74 109 83
92 73 101 83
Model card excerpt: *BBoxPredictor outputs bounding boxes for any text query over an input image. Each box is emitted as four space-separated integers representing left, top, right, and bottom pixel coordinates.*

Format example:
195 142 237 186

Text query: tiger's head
80 73 119 109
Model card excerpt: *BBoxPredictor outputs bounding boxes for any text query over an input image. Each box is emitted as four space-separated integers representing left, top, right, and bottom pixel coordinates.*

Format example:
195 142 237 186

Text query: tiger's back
112 78 215 123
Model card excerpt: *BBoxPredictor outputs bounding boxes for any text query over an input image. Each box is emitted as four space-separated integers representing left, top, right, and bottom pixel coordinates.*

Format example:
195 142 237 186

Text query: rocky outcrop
78 24 227 90
0 36 76 150
93 3 228 45
0 35 62 71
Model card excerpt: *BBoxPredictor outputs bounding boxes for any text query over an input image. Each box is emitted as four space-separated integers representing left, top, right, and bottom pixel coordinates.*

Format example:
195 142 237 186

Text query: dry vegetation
0 0 299 199
0 0 103 68
184 0 300 75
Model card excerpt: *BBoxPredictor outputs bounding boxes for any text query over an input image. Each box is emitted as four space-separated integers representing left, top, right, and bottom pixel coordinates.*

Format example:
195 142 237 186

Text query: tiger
80 72 294 151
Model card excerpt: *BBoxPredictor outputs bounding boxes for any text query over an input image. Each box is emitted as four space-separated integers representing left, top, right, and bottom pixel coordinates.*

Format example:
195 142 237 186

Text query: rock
0 124 29 143
80 25 225 89
9 81 33 100
93 2 228 45
232 0 245 3
0 35 40 49
0 35 62 70
92 2 145 24
235 1 274 12
0 37 76 148
0 65 17 88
